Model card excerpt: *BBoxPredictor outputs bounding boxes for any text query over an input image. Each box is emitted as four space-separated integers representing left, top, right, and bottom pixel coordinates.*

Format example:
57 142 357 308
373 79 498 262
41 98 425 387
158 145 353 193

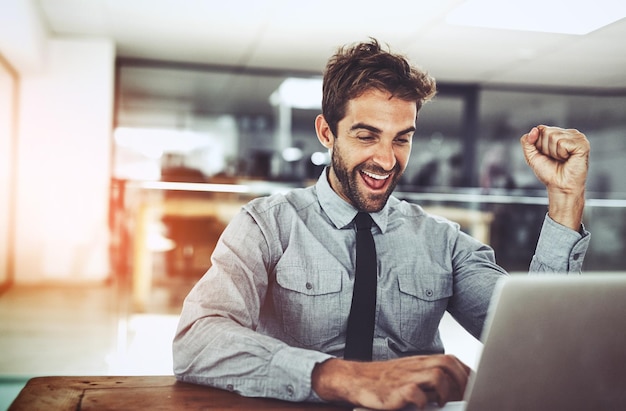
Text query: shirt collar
315 167 390 233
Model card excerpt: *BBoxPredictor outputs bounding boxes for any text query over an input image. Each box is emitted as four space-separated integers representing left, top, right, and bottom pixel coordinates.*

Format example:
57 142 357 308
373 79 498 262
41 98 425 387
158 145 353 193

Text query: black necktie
344 212 377 361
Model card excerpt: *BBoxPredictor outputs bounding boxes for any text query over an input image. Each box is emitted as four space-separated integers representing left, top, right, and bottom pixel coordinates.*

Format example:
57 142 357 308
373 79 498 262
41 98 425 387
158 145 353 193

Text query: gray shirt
173 168 590 402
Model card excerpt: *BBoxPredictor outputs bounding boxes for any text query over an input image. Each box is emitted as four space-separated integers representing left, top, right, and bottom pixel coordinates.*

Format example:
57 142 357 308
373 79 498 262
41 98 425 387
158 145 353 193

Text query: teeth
362 170 390 180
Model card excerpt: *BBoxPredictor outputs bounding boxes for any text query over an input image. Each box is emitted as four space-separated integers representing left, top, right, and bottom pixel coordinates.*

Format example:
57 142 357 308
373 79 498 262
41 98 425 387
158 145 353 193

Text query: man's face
319 89 417 212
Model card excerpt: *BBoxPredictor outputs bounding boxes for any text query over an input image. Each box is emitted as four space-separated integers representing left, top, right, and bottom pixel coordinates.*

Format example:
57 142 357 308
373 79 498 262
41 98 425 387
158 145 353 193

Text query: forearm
174 316 332 402
547 187 585 232
311 358 357 404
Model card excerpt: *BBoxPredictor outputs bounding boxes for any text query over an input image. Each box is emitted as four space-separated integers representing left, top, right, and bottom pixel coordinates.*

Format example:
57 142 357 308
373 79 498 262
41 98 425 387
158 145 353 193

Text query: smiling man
318 88 415 213
173 39 590 410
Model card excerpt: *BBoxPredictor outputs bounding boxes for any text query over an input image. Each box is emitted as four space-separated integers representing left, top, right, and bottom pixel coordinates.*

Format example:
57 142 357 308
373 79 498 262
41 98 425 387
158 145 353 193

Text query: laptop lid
464 274 626 411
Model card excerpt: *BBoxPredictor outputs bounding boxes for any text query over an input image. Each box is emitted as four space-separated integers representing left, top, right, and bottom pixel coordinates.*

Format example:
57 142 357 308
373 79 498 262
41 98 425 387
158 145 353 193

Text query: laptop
464 273 626 411
358 273 626 411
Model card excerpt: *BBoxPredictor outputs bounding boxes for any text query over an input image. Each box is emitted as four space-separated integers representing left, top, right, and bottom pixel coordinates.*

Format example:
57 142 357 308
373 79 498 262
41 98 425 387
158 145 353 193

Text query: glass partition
113 61 626 312
475 88 626 272
114 63 471 185
477 89 626 196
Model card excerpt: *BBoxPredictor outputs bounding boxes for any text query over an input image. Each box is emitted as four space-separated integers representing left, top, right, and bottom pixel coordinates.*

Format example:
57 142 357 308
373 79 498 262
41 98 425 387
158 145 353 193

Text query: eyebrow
350 122 416 137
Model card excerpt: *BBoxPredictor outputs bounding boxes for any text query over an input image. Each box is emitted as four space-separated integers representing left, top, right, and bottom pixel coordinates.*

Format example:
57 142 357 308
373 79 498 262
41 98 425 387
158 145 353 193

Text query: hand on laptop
520 125 590 231
312 354 470 410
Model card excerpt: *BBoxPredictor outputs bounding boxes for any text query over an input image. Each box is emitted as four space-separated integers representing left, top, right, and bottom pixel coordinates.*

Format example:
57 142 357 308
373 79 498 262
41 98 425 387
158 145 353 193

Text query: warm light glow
107 314 179 375
114 127 215 154
113 126 226 180
311 151 330 166
270 77 322 109
282 147 303 162
447 0 626 35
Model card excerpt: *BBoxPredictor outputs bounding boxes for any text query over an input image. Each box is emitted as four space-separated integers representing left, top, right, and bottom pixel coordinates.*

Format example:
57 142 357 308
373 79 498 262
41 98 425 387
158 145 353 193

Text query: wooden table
9 376 351 410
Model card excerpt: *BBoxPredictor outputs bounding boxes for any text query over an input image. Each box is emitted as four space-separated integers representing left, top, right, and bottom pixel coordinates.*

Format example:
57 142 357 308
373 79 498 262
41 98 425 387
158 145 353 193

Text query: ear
315 114 334 150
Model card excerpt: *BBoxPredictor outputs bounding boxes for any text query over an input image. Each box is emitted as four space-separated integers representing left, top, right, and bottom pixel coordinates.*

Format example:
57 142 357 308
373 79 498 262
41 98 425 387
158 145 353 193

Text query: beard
331 145 402 213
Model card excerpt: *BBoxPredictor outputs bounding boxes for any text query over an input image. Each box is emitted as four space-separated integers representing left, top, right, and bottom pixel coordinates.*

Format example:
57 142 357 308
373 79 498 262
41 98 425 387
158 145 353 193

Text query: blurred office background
1 0 626 408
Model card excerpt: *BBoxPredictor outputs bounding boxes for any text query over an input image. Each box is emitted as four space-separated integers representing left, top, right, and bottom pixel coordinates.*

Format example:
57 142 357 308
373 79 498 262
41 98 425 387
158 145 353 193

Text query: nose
372 141 396 171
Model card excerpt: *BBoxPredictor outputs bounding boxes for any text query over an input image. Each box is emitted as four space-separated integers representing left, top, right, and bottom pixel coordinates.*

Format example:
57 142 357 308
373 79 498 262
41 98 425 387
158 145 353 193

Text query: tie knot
354 212 373 231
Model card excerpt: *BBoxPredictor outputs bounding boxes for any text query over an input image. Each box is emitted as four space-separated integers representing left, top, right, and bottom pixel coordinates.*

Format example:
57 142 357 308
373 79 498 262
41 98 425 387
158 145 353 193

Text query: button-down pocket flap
398 274 452 301
276 267 342 296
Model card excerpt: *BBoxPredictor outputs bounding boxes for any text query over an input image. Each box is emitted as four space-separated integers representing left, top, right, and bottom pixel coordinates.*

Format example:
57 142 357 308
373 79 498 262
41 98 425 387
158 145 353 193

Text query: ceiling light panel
447 0 626 35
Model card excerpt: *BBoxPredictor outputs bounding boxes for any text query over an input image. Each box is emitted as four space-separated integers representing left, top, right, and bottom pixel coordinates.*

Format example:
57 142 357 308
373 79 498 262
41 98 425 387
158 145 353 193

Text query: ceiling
35 0 626 90
25 0 626 137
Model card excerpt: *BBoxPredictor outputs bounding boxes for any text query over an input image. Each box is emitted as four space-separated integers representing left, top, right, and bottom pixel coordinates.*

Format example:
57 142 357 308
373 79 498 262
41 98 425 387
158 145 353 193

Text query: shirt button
226 384 234 391
305 282 313 290
573 253 580 261
286 384 295 396
425 289 434 297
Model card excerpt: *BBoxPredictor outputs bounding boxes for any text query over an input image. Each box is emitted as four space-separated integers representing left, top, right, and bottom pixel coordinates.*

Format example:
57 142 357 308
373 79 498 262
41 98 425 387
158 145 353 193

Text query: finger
536 126 578 161
527 126 540 144
426 369 450 406
437 355 471 392
544 129 572 161
555 136 571 160
405 385 429 409
556 130 588 157
411 356 469 401
539 128 552 158
429 368 453 406
520 127 538 148
520 128 541 165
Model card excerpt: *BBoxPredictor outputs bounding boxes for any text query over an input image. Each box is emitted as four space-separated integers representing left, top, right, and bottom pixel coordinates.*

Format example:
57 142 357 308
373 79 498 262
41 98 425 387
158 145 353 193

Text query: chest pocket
274 266 343 347
398 273 453 346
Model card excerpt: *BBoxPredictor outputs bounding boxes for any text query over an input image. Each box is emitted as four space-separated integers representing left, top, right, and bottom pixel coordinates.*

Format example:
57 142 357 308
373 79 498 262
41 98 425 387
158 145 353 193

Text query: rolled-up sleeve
530 214 590 273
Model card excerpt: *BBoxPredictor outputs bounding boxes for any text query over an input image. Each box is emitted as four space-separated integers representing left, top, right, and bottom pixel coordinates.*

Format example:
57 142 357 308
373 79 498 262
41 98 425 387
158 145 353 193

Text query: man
173 39 590 410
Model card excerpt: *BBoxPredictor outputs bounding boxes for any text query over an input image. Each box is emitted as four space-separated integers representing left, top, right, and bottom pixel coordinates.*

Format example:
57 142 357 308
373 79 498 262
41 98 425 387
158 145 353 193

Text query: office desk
9 376 350 411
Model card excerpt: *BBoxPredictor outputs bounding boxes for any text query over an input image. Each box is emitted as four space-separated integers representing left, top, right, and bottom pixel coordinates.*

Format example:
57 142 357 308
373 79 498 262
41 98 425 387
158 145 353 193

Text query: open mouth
360 170 391 190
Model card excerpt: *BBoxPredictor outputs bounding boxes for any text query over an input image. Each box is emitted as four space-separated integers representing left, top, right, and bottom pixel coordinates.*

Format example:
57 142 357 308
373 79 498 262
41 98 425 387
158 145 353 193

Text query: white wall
0 58 16 285
1 0 117 283
14 38 115 282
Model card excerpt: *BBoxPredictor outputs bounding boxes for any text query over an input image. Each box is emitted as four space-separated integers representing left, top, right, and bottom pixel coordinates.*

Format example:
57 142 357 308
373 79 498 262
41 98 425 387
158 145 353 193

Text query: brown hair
322 38 436 136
